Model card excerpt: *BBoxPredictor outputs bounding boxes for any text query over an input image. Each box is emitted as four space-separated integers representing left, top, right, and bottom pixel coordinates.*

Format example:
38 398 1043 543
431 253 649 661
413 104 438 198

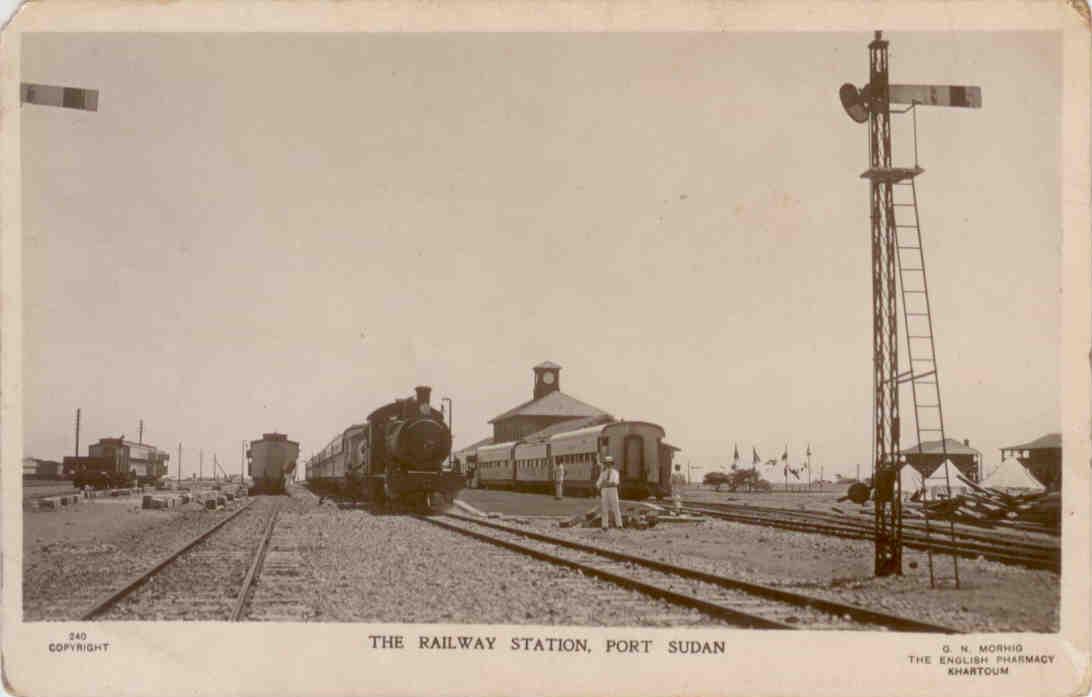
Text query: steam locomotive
305 386 462 505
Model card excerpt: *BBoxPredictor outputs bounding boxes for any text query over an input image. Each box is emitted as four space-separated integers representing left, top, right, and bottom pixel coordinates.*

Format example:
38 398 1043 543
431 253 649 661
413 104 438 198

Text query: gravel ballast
23 489 245 621
519 516 1059 632
286 500 727 626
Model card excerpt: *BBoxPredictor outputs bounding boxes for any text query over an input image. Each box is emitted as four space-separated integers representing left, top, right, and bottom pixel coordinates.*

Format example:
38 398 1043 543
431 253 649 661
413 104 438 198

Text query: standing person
552 459 566 500
596 456 623 531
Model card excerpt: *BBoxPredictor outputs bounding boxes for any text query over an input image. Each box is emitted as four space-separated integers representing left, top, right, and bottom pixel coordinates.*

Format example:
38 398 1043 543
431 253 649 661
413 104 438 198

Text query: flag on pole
806 443 812 457
780 445 788 462
733 444 740 466
752 447 760 465
790 468 800 480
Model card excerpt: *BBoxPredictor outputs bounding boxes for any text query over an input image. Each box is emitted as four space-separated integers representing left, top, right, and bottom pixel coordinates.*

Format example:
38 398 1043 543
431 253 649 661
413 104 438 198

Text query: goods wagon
248 433 300 494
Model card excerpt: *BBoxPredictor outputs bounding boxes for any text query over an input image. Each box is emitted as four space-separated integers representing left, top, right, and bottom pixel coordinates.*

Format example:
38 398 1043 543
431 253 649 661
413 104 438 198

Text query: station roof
534 360 562 370
899 438 980 456
488 390 610 423
521 414 616 443
453 436 495 457
1001 433 1061 452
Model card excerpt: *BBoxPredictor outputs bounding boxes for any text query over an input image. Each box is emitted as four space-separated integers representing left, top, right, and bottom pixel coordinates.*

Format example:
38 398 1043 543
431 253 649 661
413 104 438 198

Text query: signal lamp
839 83 870 123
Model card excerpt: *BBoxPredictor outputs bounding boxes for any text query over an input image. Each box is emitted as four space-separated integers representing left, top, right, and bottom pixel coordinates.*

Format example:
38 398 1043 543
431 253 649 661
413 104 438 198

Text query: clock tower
532 361 561 400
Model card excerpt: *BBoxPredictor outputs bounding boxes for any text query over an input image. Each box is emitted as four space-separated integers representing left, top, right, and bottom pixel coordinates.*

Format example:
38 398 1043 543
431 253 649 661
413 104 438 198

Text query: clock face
542 372 555 385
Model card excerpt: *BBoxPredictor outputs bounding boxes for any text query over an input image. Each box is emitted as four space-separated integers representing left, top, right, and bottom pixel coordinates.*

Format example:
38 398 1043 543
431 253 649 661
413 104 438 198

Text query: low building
1000 433 1061 490
899 438 982 482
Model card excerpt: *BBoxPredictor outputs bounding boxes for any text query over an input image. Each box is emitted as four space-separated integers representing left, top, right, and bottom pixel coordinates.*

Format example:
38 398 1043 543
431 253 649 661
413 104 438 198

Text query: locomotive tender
247 433 300 494
305 386 462 504
474 421 673 500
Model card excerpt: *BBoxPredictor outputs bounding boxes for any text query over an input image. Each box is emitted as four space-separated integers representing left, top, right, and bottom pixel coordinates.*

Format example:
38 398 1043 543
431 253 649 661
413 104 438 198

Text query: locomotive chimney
415 385 432 407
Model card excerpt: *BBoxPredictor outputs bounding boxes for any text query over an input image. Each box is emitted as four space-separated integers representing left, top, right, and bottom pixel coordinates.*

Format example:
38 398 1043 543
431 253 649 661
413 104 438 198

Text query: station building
1000 432 1061 490
489 361 611 442
899 438 982 481
453 361 615 468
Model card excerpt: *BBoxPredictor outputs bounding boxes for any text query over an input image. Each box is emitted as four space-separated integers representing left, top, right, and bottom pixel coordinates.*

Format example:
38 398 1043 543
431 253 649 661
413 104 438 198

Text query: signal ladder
889 104 960 589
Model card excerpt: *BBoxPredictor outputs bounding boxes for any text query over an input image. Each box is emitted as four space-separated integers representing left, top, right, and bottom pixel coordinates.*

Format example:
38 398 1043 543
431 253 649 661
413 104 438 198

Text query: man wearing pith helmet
596 456 623 531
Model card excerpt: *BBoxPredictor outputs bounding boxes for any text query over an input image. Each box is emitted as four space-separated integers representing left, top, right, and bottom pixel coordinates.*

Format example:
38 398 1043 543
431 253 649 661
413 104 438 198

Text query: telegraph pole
200 449 203 481
138 420 143 444
807 444 812 490
177 443 182 483
74 408 81 458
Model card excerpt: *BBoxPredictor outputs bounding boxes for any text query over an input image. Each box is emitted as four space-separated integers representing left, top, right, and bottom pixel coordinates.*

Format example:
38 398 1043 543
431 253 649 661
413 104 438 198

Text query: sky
20 32 1061 480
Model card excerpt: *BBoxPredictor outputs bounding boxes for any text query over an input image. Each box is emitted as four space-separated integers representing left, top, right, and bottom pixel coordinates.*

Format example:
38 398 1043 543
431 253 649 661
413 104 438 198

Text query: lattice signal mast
839 31 981 578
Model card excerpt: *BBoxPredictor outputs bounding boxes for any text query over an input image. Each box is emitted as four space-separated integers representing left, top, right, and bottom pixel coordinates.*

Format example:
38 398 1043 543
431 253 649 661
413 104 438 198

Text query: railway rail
80 497 281 621
680 502 1059 573
420 512 958 633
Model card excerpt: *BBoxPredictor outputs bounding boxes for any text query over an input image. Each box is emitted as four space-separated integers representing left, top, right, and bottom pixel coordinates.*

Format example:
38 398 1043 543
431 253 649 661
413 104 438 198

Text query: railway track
81 497 281 621
680 502 1059 572
419 513 958 633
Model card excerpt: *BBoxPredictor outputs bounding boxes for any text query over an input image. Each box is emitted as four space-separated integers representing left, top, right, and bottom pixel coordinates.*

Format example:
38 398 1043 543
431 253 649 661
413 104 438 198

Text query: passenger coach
475 421 672 500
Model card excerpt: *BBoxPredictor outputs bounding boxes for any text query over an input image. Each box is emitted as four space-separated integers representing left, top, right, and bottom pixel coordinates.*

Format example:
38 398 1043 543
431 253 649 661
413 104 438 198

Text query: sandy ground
458 488 653 518
523 516 1059 632
23 484 1059 630
22 486 242 620
460 488 1059 632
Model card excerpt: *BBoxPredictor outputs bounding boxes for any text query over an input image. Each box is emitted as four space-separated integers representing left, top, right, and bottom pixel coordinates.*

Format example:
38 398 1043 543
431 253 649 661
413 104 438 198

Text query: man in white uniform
552 460 566 500
596 456 623 530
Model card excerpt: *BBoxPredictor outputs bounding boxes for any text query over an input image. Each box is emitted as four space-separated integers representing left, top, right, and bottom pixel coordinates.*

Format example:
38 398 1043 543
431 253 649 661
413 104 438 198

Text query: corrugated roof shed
1002 433 1061 451
488 390 610 423
899 438 980 456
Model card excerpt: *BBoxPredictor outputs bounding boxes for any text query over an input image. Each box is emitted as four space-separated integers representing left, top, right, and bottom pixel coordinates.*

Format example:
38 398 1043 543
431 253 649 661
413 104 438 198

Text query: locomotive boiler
306 386 462 505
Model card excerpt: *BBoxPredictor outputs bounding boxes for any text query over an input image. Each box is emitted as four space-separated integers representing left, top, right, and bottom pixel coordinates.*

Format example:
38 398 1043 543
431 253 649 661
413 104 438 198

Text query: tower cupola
532 361 561 400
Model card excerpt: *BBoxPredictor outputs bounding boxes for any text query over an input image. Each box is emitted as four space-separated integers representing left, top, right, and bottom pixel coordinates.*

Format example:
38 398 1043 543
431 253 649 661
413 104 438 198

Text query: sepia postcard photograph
1 2 1089 696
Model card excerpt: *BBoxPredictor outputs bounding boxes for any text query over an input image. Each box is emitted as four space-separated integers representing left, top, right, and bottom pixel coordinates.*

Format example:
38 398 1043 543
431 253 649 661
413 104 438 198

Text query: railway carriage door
623 435 644 481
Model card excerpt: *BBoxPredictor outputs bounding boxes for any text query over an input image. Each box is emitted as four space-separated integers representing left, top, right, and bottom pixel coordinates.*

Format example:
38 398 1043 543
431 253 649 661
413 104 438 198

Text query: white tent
923 459 969 500
899 464 926 500
980 457 1045 492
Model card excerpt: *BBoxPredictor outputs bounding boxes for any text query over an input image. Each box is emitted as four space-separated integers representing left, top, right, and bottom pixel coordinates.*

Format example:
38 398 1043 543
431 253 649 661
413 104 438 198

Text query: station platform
455 488 661 518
